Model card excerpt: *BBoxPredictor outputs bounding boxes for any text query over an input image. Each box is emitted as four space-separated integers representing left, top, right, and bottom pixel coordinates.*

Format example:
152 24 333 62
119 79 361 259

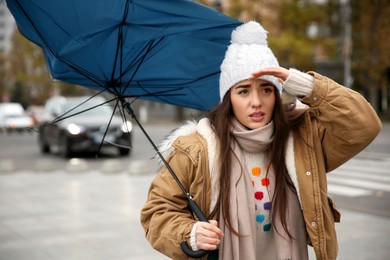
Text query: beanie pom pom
231 21 268 46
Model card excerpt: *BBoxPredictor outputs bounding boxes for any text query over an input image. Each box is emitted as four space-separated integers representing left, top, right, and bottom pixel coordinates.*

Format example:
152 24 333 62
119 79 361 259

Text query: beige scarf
219 119 308 260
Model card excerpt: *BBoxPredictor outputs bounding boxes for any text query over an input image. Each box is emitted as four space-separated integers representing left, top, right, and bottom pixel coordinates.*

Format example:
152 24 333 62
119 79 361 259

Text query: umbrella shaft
119 98 207 221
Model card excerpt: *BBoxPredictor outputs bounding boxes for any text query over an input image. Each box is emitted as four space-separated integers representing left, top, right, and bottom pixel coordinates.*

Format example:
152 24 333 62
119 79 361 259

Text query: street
0 121 389 259
0 122 176 172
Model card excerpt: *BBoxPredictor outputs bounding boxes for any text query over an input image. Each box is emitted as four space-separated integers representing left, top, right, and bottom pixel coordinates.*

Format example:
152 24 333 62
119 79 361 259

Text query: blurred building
0 0 15 52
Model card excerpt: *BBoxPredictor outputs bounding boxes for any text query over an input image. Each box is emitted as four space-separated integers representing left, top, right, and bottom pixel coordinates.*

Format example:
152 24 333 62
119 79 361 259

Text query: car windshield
64 100 113 116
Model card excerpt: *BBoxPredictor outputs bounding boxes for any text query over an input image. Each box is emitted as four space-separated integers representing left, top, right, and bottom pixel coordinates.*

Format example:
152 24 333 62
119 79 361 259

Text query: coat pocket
328 196 341 223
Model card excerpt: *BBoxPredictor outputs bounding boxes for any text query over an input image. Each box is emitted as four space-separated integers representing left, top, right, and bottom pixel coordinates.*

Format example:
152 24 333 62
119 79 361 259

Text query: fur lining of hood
158 118 218 161
158 120 198 160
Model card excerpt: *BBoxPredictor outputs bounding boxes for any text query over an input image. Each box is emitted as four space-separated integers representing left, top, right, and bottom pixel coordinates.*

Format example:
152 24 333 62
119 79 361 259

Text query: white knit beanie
219 21 282 101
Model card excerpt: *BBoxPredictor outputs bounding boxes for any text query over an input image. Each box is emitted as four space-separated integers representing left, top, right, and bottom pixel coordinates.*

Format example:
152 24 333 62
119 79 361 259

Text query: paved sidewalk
0 171 167 260
0 170 389 260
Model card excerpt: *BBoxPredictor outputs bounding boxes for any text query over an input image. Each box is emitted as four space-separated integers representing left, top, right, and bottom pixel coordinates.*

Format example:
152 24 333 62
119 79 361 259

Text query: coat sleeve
140 148 198 259
300 72 382 172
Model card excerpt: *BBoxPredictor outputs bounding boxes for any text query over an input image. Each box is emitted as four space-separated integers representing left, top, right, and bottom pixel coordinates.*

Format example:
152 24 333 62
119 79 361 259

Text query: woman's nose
251 92 262 107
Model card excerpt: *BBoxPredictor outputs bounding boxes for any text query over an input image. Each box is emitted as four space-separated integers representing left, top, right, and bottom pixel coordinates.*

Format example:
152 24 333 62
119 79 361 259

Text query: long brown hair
208 88 305 238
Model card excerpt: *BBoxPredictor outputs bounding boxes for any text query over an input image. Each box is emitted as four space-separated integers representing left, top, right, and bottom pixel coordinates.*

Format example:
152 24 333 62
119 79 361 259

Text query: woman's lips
249 112 265 122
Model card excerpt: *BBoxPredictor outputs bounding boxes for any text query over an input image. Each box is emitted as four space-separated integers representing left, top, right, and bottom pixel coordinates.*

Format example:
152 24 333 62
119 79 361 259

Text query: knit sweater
244 152 277 259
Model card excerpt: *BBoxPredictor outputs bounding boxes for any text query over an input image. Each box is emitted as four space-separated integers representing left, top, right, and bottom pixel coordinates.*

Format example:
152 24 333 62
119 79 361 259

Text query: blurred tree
350 0 390 114
6 30 52 106
0 51 6 101
226 0 244 18
222 0 339 72
218 0 388 112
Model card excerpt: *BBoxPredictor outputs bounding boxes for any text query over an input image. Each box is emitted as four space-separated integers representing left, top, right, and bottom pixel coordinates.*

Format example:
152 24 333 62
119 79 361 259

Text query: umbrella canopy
7 0 242 111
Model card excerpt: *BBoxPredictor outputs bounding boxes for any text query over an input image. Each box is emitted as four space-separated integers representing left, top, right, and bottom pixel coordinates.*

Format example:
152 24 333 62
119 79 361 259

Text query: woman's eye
238 89 249 95
260 88 273 94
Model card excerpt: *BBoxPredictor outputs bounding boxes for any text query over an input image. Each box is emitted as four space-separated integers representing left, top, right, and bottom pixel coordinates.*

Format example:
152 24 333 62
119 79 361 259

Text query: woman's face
230 78 276 130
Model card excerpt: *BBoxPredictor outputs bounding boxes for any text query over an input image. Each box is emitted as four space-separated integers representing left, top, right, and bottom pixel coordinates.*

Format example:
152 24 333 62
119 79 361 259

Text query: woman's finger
197 234 221 246
196 241 219 251
201 221 224 236
196 222 223 239
196 233 221 250
249 67 290 81
195 221 224 250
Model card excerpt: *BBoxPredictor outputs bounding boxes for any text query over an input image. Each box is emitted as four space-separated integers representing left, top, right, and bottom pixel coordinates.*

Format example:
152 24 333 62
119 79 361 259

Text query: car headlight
67 123 83 135
121 121 132 133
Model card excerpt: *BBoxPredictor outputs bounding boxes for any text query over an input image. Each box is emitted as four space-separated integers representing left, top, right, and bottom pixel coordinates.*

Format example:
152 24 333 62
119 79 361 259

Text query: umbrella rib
131 82 186 102
112 0 165 96
95 98 119 157
116 97 132 148
110 0 129 90
48 96 116 125
117 37 165 95
107 39 156 94
119 39 158 96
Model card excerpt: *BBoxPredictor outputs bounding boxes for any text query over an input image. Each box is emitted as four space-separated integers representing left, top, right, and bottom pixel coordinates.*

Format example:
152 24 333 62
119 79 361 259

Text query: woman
140 21 381 260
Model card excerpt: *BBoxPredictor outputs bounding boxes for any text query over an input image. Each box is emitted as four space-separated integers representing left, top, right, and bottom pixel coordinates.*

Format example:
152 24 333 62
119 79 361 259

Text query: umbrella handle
180 198 211 258
180 242 209 258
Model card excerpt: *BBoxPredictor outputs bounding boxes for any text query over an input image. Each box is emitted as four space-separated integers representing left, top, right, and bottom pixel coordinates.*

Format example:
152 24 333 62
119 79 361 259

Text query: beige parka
140 72 382 260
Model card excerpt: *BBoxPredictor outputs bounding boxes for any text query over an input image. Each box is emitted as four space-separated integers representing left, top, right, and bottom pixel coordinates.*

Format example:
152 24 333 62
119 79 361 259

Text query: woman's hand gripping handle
180 198 224 258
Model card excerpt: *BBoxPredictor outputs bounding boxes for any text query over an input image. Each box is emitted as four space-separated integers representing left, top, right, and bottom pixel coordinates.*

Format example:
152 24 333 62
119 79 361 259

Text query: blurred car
0 102 34 133
38 96 132 157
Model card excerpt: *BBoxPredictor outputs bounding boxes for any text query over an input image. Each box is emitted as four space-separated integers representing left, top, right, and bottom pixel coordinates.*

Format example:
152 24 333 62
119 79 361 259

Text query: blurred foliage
226 0 244 18
2 32 50 107
350 0 390 93
3 30 88 107
220 0 389 113
0 51 5 101
225 0 340 71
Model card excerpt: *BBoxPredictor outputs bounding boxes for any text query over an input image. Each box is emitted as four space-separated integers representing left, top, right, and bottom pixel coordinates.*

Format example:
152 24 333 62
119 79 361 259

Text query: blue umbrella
7 0 241 111
7 0 241 258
